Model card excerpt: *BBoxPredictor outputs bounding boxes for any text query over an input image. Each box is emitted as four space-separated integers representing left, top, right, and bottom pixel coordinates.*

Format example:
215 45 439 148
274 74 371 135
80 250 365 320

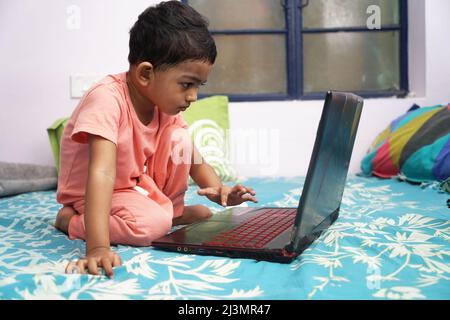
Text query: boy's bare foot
172 205 212 226
55 206 77 235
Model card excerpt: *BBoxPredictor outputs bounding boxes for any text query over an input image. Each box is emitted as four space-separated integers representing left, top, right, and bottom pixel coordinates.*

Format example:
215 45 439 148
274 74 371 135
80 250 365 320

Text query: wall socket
70 74 104 98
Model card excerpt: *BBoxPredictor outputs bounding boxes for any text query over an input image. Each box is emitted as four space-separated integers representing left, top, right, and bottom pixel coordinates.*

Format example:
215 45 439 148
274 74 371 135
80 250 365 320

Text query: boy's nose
186 92 197 103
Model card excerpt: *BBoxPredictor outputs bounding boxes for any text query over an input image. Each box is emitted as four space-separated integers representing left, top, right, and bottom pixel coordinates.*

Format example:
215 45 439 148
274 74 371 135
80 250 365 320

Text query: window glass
303 31 400 93
201 34 287 95
302 0 400 29
184 0 406 100
189 0 285 30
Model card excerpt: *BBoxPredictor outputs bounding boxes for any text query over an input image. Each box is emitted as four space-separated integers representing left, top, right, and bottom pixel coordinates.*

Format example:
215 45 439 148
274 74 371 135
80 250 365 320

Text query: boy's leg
55 206 77 235
147 125 193 219
58 195 211 240
172 205 212 226
67 189 173 246
148 125 213 225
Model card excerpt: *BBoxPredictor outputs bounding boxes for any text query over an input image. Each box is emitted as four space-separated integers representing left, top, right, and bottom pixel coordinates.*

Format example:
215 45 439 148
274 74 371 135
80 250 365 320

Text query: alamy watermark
366 5 381 30
170 127 280 176
366 265 382 290
66 5 81 30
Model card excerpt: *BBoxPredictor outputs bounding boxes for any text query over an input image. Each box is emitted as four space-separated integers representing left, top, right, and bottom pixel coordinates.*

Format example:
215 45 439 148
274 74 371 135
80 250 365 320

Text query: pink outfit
57 72 192 246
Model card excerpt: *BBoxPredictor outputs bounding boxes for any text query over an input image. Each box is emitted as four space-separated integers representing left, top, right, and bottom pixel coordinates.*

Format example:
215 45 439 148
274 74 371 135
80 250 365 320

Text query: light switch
70 74 104 98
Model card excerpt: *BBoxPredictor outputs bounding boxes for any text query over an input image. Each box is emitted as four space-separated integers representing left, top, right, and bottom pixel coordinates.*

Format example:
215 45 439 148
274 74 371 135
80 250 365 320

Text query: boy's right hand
65 246 122 278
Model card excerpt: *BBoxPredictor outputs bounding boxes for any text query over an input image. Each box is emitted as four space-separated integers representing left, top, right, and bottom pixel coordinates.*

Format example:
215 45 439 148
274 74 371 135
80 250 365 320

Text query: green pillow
47 117 69 174
182 95 237 183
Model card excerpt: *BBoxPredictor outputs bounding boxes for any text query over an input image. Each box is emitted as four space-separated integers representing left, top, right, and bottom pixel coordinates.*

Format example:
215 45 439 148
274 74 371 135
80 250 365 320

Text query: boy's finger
87 259 100 276
230 185 255 197
238 188 257 197
76 260 87 274
66 261 81 274
237 189 252 197
197 188 218 196
235 186 246 196
220 189 228 207
242 194 258 203
245 187 256 195
113 254 122 267
238 186 255 195
227 185 243 196
197 188 208 195
231 184 244 193
101 257 114 278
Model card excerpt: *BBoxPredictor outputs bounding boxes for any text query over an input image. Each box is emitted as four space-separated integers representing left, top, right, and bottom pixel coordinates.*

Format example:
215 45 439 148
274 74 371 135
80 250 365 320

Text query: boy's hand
197 184 258 207
65 246 121 278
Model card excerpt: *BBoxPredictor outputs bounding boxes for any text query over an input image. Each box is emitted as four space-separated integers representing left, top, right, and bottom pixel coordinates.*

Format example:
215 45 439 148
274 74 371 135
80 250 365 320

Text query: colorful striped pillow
361 104 450 183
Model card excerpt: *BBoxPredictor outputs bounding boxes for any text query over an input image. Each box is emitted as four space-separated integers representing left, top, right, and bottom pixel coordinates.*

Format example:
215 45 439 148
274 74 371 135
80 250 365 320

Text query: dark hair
128 1 216 70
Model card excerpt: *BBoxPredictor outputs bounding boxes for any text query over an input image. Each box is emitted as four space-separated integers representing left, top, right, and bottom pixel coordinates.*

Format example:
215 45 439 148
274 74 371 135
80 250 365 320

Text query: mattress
0 176 448 300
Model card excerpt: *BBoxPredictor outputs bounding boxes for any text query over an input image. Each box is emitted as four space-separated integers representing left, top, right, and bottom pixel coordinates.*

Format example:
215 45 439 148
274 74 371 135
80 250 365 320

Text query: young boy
55 1 257 278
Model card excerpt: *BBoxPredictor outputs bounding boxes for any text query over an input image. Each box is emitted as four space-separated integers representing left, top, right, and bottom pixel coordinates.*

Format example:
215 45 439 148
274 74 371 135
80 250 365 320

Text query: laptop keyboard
203 208 297 249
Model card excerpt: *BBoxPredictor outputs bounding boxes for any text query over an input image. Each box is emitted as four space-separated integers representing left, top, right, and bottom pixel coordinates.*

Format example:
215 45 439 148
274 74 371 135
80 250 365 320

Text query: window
183 0 408 101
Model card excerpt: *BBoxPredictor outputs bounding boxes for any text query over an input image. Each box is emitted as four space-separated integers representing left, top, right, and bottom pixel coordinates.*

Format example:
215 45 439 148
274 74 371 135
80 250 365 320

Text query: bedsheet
0 176 449 300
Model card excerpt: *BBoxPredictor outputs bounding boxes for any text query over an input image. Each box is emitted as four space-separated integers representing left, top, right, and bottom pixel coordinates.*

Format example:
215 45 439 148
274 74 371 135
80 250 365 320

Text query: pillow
47 117 69 174
361 104 450 184
182 95 238 183
0 162 57 197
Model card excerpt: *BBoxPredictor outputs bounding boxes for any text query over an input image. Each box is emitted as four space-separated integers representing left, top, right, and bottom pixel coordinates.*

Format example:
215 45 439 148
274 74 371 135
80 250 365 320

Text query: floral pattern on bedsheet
0 176 449 300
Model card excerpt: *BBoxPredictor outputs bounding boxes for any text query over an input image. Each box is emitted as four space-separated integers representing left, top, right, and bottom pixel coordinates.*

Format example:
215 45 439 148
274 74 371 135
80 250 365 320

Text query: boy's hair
128 1 217 70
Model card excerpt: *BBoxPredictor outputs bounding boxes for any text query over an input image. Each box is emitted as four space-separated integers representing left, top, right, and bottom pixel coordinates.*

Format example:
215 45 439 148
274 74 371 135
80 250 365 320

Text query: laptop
152 91 364 263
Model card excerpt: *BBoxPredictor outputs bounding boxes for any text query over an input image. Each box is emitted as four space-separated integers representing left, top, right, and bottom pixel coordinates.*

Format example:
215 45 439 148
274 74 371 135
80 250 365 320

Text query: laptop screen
291 92 363 252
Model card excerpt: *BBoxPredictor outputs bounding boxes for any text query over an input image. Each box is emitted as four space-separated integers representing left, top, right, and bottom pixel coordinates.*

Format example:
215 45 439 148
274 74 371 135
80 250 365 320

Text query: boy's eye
181 82 194 89
180 82 206 89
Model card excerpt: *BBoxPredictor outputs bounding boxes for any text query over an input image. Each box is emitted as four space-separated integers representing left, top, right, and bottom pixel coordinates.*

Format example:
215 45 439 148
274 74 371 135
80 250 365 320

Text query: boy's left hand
197 184 258 207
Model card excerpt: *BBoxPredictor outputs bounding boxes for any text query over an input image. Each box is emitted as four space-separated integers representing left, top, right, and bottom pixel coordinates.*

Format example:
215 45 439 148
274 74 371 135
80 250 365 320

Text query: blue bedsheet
0 176 449 300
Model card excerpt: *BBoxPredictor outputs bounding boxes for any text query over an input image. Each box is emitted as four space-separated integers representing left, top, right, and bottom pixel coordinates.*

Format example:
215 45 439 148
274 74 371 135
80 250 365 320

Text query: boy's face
144 60 213 115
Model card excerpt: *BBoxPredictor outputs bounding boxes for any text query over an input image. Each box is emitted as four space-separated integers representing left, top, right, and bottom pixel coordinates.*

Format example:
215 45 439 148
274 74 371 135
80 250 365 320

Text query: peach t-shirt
57 72 188 204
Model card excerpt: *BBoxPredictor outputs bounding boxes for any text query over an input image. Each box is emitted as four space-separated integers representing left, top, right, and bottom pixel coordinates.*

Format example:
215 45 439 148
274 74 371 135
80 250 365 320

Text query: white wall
0 0 159 164
1 0 449 177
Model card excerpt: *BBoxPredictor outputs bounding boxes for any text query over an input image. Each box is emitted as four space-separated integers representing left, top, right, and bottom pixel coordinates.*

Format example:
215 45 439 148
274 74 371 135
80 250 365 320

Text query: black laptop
152 91 364 263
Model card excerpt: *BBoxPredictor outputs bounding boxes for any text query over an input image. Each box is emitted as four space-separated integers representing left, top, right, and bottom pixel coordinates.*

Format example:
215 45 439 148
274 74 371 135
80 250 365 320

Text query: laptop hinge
285 225 298 253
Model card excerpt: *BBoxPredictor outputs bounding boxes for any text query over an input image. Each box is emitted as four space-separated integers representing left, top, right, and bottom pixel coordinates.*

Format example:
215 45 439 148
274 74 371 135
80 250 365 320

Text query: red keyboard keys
204 208 296 248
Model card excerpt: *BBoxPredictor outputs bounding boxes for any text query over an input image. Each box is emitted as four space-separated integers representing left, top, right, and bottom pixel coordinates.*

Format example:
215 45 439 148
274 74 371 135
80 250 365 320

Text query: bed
0 175 449 300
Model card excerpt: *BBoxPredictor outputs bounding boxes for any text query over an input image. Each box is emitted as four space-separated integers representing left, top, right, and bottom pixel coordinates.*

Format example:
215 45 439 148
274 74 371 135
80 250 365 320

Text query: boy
55 1 257 278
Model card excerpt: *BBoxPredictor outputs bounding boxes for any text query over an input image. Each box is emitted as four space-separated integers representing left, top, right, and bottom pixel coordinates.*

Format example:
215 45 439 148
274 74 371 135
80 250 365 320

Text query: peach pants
67 125 192 246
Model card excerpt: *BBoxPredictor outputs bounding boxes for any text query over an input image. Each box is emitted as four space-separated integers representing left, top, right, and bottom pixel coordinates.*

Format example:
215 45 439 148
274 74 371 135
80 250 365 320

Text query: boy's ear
135 62 154 85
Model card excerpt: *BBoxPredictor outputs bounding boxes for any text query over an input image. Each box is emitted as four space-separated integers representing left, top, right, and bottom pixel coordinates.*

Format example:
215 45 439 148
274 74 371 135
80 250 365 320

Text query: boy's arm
85 134 116 251
190 145 258 207
82 134 120 276
189 145 222 189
